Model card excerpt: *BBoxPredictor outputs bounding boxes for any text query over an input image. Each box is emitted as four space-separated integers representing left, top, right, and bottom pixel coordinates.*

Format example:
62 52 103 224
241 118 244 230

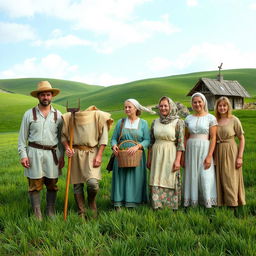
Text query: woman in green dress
111 99 154 209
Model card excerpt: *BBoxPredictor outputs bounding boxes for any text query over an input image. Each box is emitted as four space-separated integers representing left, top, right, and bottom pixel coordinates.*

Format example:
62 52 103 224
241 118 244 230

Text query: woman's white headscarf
126 99 156 114
191 92 208 113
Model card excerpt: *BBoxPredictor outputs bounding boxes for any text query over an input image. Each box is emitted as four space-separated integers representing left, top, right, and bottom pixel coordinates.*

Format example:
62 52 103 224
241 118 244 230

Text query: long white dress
183 114 217 208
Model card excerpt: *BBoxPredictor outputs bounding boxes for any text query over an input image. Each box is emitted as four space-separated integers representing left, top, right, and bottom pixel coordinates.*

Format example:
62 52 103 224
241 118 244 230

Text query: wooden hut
187 74 251 110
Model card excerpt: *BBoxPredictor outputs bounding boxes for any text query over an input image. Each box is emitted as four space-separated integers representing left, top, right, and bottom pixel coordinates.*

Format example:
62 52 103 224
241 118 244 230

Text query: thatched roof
187 78 251 97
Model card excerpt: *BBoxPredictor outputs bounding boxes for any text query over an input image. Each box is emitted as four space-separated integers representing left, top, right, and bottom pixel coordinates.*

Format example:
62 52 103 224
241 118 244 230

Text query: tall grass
0 110 256 255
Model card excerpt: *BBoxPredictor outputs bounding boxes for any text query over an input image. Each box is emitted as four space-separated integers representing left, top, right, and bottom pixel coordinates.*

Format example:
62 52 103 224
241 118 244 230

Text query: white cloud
0 22 36 43
140 14 179 34
34 34 93 48
0 53 128 86
169 42 256 72
0 54 78 79
29 12 179 53
147 57 173 72
0 0 178 52
186 0 198 7
250 3 256 9
0 0 151 18
0 0 71 17
93 14 179 53
145 42 256 78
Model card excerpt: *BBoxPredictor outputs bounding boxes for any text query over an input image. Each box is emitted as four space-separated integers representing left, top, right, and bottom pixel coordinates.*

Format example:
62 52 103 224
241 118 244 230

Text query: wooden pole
63 112 74 221
63 99 80 221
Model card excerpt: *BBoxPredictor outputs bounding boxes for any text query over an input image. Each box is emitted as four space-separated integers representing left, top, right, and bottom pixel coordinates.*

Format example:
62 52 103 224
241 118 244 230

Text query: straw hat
30 81 60 98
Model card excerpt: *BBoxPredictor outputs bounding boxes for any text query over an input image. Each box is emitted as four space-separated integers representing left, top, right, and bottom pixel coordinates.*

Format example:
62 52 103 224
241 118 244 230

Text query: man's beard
40 99 51 106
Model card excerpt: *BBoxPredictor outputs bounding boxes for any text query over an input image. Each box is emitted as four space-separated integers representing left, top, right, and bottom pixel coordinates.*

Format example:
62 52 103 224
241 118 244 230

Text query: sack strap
32 106 57 123
32 107 37 121
54 110 57 123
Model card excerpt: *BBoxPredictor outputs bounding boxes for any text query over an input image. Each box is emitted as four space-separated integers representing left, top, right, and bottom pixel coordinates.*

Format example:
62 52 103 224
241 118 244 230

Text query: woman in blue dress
111 99 154 209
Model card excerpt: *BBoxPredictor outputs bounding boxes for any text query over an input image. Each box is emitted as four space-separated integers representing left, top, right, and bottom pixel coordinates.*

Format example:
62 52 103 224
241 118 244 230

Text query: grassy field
0 69 256 255
1 69 256 111
0 110 256 255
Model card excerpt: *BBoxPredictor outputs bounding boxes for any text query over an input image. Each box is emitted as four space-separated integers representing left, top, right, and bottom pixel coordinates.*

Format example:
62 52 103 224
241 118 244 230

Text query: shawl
158 96 179 124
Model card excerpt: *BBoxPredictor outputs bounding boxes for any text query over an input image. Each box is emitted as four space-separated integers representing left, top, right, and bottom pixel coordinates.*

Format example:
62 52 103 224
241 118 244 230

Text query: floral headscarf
158 96 179 124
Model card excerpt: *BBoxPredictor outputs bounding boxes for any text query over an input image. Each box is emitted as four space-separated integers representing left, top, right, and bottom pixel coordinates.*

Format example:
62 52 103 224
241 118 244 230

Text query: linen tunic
18 106 63 179
215 116 246 206
62 106 112 184
111 118 150 207
183 114 217 208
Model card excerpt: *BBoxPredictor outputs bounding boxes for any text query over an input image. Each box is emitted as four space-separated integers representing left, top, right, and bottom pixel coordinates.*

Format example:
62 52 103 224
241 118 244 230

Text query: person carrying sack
62 106 113 219
18 81 64 220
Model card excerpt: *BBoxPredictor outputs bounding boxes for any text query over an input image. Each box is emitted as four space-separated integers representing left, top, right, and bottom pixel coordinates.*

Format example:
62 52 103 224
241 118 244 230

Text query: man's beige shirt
18 106 63 179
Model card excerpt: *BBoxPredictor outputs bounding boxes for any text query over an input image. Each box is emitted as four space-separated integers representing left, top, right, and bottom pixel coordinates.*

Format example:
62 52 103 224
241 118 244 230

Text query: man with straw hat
18 81 64 220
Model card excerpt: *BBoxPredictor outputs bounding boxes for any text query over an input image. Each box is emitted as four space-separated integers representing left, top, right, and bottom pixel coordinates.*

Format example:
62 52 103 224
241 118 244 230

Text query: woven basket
117 140 142 168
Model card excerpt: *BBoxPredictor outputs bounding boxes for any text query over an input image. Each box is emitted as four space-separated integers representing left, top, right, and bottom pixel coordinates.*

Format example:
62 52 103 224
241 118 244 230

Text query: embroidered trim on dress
184 198 217 208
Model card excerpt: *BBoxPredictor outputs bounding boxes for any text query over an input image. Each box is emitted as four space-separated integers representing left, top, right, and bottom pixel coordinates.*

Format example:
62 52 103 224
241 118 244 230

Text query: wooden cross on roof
218 62 223 76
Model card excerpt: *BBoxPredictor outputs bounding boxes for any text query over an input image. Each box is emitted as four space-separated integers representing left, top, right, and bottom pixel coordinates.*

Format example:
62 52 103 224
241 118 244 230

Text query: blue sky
0 0 256 86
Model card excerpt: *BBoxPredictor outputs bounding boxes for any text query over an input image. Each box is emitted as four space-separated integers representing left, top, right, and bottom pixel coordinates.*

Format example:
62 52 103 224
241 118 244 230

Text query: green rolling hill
0 68 255 132
0 78 102 98
2 69 254 111
54 68 256 110
0 93 66 132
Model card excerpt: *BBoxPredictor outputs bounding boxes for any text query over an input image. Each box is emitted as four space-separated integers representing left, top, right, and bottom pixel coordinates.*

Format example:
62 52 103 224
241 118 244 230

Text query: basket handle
118 140 139 148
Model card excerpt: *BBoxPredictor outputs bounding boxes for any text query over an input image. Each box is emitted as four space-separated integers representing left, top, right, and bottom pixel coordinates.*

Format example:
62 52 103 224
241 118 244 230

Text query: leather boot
74 193 86 218
87 188 97 218
29 191 43 221
46 190 57 218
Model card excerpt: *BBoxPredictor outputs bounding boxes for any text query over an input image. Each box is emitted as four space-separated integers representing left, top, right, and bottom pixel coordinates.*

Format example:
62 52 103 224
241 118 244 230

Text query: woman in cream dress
183 92 217 208
147 96 185 210
214 97 246 208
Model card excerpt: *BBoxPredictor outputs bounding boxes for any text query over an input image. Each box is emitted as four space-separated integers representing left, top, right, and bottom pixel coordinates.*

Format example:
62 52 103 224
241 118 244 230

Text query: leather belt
73 145 95 152
28 142 58 165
